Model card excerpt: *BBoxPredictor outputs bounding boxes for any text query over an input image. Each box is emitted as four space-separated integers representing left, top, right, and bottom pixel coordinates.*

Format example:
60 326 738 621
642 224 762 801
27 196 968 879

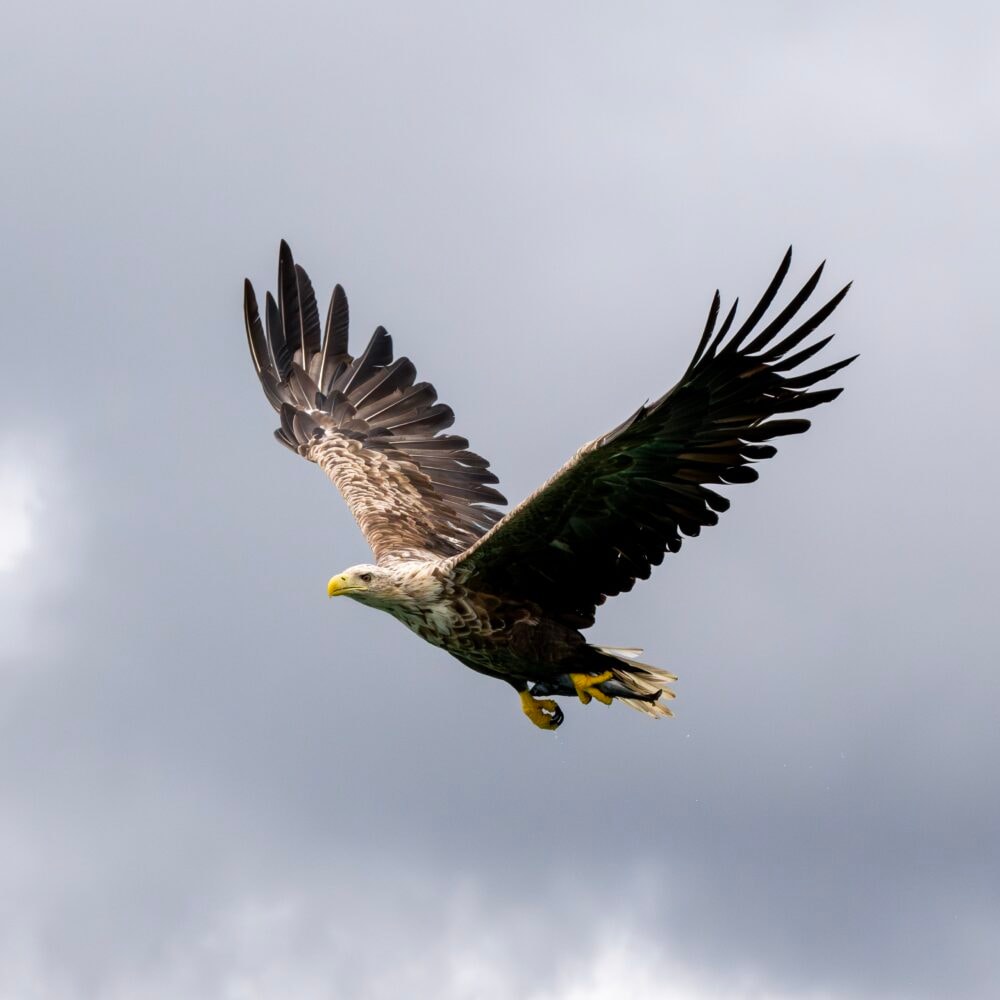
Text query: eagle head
327 562 444 616
326 564 389 602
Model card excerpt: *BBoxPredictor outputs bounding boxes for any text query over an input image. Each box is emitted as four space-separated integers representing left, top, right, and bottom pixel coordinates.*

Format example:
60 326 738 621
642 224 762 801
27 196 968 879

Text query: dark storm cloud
0 2 997 997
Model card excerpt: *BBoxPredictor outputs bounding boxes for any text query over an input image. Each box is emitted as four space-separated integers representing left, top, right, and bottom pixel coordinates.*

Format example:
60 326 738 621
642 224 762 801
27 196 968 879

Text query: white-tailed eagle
244 243 853 730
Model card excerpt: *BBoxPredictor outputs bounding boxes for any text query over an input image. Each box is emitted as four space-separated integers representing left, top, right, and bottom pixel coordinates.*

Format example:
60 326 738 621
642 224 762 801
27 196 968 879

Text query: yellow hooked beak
327 575 354 597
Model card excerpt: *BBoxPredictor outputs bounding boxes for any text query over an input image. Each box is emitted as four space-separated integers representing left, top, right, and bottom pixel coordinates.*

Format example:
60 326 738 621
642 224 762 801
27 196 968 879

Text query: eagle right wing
448 249 854 628
245 242 506 563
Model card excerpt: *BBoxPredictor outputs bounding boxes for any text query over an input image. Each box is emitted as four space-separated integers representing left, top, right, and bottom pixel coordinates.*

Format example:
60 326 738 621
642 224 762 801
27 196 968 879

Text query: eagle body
245 242 854 730
334 559 624 696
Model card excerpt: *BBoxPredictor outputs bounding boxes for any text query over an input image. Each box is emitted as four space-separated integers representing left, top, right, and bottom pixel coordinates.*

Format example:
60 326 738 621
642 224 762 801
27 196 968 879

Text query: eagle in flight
244 243 853 730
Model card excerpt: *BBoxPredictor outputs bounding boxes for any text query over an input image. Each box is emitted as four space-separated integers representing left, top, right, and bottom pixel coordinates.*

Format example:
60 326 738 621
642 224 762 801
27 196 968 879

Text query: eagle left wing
447 249 854 628
245 242 506 562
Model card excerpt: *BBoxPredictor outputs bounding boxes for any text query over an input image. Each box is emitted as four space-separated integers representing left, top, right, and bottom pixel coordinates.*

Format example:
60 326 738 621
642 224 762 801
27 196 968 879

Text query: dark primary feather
244 243 506 561
316 282 350 391
451 248 855 629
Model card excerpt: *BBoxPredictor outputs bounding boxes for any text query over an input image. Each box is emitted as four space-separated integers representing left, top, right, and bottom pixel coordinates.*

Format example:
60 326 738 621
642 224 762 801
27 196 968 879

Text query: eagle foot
569 671 614 705
519 690 564 731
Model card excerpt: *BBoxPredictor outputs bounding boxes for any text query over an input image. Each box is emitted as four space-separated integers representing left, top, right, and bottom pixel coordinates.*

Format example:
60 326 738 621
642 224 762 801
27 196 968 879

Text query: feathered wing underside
245 242 506 562
450 248 855 628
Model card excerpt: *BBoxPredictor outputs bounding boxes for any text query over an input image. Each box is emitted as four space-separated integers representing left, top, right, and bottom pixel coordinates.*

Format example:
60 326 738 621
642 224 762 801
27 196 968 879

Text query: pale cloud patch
0 869 856 1000
0 459 35 573
0 433 80 664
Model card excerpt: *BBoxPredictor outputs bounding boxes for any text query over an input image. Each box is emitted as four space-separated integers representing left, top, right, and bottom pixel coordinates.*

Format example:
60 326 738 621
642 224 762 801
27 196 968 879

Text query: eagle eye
360 572 373 583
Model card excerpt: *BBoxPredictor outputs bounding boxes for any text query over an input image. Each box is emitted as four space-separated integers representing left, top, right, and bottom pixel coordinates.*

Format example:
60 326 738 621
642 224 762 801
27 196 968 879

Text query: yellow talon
519 690 564 730
569 671 614 705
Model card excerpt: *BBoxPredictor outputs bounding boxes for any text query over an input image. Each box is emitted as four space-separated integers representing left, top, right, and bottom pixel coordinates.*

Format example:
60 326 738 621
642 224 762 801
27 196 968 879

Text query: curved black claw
519 691 564 731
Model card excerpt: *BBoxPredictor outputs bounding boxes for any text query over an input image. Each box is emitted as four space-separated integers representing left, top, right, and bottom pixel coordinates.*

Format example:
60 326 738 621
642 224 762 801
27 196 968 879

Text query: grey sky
1 2 998 997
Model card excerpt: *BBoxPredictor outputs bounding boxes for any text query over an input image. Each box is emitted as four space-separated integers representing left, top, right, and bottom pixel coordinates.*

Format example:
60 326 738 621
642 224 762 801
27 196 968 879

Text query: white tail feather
596 645 644 660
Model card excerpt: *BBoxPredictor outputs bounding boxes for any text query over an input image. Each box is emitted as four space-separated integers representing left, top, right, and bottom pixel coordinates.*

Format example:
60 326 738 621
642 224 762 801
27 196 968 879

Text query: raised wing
245 242 505 562
449 249 854 628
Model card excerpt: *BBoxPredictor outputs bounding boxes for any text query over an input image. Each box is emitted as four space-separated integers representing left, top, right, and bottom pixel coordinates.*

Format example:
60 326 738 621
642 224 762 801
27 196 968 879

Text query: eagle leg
569 671 615 706
519 690 564 730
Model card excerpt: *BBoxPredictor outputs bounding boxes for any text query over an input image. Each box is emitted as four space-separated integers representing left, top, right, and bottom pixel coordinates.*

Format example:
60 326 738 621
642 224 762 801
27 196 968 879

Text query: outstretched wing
245 242 506 562
449 249 854 628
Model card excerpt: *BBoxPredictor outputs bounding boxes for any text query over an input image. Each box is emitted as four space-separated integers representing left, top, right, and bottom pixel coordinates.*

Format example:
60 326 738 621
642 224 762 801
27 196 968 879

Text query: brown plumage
244 242 854 730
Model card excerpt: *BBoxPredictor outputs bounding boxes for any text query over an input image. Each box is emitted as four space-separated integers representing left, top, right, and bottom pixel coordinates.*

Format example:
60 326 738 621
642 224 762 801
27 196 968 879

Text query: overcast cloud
1 2 998 998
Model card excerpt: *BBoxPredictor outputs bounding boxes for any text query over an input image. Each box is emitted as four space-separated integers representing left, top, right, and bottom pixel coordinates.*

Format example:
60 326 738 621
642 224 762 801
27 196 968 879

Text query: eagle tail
528 646 678 717
592 645 678 718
